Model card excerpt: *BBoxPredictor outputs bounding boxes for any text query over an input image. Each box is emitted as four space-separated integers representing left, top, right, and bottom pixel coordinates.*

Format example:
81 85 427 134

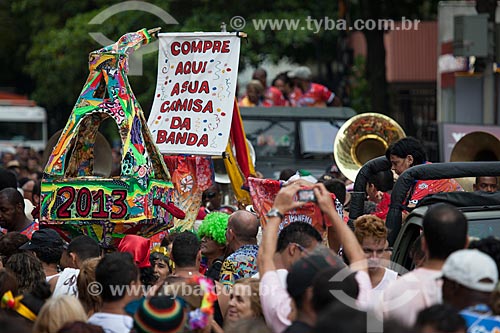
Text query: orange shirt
238 96 272 107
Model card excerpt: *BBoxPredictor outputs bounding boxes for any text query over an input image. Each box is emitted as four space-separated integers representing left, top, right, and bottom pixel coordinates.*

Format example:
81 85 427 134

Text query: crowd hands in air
0 118 500 332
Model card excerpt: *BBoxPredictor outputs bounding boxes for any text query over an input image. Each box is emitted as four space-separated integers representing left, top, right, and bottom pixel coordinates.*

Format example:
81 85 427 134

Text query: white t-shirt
88 312 133 333
363 268 399 311
52 268 79 297
46 273 60 282
377 267 442 326
252 268 288 287
373 268 398 291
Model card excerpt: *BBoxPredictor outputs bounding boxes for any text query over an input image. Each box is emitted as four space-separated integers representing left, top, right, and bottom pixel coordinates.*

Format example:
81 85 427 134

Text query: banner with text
148 32 241 155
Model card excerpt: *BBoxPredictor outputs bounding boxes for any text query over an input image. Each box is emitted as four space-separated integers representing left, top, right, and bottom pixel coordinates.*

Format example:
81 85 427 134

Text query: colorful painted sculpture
41 28 177 247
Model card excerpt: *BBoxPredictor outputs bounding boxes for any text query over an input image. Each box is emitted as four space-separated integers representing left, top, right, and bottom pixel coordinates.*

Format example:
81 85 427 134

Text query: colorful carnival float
40 29 181 247
40 28 253 246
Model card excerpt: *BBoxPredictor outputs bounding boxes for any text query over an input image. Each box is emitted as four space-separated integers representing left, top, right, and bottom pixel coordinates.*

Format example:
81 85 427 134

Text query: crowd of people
0 133 500 333
238 66 341 108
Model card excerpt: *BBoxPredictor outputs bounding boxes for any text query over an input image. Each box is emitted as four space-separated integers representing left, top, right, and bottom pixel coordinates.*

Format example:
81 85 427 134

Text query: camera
297 189 316 202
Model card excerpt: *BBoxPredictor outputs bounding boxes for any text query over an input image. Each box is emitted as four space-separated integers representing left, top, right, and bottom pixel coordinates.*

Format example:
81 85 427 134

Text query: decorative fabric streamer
223 100 256 206
230 99 255 180
153 200 186 219
248 177 343 236
1 291 37 321
164 156 213 231
187 276 217 330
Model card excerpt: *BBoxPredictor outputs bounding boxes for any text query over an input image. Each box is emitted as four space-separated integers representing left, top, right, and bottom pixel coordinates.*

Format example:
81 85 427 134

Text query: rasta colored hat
133 296 186 333
197 212 229 245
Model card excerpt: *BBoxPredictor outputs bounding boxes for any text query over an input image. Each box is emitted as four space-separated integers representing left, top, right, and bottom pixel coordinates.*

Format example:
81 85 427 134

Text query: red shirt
264 86 286 106
374 192 391 220
291 83 335 107
408 178 463 206
20 221 39 239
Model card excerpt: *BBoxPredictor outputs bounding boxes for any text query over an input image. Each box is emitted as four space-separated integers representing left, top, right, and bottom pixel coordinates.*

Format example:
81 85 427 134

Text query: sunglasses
293 243 310 256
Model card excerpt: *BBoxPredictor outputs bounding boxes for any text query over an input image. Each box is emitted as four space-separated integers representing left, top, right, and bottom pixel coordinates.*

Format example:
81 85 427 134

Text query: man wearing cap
6 160 21 177
289 66 340 107
20 228 65 282
50 235 101 297
441 249 500 332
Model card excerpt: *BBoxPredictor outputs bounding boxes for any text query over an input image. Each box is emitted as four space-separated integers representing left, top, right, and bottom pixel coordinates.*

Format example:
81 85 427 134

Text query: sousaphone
450 131 500 191
334 113 406 182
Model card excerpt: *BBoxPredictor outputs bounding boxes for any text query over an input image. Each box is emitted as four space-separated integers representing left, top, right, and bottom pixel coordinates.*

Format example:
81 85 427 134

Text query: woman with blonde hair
77 258 102 316
225 278 263 327
33 295 88 333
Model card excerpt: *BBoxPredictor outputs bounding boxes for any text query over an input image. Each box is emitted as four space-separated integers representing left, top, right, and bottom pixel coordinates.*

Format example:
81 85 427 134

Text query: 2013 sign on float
55 186 127 220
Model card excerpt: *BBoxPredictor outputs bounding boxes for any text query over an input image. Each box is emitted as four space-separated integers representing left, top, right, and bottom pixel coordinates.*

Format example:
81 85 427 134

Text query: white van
0 102 48 152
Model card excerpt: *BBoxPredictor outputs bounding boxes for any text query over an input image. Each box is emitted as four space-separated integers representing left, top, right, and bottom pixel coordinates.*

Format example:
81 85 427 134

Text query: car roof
240 106 356 120
405 191 500 229
386 161 500 244
417 191 500 208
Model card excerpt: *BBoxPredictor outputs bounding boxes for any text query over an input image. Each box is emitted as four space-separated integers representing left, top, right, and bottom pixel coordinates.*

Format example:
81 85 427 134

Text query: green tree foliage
1 0 442 130
349 0 440 115
3 0 177 131
350 55 370 113
2 0 346 131
176 0 344 89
